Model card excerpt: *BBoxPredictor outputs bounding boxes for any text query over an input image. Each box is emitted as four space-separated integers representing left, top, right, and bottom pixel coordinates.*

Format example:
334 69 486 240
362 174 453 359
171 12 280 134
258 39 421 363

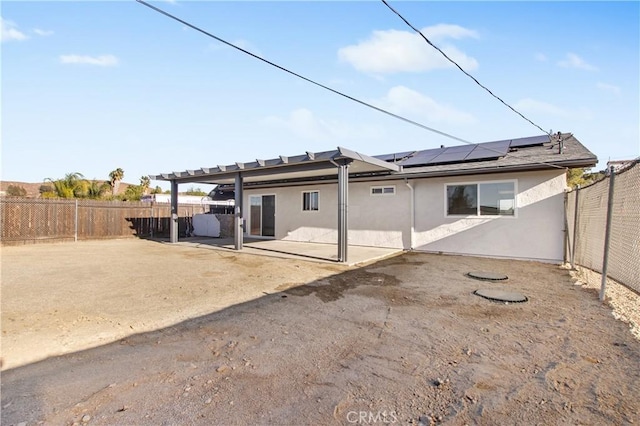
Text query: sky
2 1 639 192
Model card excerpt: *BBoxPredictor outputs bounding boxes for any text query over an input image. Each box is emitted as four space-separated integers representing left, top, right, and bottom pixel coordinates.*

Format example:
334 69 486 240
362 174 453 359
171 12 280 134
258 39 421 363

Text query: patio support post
337 160 351 263
170 180 179 243
234 172 244 251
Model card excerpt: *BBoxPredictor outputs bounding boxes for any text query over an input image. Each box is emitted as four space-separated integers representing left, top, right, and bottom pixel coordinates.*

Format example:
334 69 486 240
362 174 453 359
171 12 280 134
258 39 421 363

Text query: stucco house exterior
152 133 597 263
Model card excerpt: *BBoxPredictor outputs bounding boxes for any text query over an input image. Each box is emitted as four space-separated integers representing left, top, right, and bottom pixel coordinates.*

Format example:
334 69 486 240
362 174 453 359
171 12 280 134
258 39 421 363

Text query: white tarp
192 214 220 237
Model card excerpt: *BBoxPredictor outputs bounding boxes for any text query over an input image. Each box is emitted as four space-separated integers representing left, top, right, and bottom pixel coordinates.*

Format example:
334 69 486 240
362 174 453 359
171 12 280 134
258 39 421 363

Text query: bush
6 185 27 197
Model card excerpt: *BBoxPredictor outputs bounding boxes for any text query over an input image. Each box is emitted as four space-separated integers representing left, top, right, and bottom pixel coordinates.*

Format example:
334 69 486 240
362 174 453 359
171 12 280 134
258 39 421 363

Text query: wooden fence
0 198 210 245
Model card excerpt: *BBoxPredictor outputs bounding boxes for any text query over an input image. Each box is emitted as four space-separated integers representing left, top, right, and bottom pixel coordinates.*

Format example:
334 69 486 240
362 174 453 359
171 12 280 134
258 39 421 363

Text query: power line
381 0 550 136
136 0 472 145
136 0 566 170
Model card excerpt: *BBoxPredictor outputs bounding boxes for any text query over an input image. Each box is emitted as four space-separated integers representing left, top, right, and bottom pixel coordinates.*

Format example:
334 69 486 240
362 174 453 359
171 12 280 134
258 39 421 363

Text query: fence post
570 185 580 269
150 205 154 238
563 192 571 265
74 199 78 242
599 166 616 302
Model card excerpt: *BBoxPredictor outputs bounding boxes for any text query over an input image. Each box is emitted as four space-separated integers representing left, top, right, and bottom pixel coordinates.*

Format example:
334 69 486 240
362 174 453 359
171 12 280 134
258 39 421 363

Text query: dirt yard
1 239 639 425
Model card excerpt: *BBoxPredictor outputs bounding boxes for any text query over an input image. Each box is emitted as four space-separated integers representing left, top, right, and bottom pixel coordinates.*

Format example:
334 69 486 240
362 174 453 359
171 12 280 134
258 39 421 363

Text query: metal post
563 192 571 265
405 179 415 250
170 180 179 243
74 199 78 242
234 173 244 251
337 161 350 263
570 185 580 269
150 205 154 238
599 166 616 302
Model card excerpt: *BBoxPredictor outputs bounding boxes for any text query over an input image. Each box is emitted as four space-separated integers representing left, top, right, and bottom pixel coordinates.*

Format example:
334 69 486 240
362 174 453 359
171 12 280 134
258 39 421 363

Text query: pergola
150 147 400 262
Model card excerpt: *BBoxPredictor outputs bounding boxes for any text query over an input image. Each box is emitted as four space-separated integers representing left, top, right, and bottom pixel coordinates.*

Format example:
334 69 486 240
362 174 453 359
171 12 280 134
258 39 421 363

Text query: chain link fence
0 198 210 245
566 160 640 295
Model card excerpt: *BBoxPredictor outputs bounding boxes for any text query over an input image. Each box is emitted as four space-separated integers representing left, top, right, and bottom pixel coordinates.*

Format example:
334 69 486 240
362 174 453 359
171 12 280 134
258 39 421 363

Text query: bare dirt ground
1 239 639 425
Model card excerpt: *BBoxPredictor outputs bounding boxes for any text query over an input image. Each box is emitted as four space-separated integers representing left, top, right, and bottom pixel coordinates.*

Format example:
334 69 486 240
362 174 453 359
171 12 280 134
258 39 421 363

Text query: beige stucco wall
244 179 411 249
411 169 567 262
243 169 567 262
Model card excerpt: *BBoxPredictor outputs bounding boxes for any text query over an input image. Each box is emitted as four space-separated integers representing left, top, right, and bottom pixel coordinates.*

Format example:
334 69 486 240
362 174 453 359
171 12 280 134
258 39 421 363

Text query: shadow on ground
2 253 639 426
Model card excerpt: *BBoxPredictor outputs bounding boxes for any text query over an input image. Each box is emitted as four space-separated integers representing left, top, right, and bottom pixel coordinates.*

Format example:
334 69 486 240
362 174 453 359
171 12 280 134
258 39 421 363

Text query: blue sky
2 1 639 191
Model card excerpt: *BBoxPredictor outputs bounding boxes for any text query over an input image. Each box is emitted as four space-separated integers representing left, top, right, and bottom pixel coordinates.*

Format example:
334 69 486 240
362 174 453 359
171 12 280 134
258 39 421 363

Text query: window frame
370 185 396 196
444 179 517 218
302 190 320 212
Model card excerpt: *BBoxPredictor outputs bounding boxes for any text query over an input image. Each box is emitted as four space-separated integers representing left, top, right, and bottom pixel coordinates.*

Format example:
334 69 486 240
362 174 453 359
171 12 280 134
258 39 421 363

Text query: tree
43 172 86 198
566 168 604 189
185 186 207 196
120 184 144 201
139 176 150 195
86 180 110 199
109 168 124 196
39 184 54 196
6 184 27 197
151 185 163 194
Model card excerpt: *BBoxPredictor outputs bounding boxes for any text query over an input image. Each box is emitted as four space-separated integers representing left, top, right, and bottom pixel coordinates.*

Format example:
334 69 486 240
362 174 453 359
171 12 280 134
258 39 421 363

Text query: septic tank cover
474 288 528 303
466 271 509 281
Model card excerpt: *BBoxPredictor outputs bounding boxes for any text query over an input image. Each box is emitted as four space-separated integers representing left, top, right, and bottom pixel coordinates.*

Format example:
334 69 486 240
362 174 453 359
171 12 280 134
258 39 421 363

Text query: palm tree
109 168 124 196
139 176 150 195
44 172 85 198
86 180 110 199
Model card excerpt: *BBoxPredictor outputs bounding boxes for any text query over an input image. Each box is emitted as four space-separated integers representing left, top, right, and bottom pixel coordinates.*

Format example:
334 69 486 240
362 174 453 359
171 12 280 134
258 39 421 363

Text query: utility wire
381 0 550 137
137 0 566 170
136 0 472 145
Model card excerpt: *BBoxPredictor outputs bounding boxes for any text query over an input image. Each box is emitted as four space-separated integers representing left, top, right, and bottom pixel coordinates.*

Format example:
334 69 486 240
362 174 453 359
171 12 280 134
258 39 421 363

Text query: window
446 181 515 216
302 191 319 211
371 185 395 196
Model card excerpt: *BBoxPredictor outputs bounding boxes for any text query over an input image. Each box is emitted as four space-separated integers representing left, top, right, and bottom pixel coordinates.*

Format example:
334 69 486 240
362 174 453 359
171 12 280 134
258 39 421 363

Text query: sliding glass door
249 195 275 237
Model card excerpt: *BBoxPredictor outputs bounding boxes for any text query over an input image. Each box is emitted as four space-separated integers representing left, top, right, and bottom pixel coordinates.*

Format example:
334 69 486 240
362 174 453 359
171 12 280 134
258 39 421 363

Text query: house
151 133 597 263
606 159 636 173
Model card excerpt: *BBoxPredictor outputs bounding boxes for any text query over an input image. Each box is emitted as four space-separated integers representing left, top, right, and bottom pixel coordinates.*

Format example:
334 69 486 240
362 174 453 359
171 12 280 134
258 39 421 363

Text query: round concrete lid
467 271 509 281
474 288 528 303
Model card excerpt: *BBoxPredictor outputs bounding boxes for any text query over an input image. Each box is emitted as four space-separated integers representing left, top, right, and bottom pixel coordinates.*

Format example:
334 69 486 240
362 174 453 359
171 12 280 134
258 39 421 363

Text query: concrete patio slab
170 237 402 266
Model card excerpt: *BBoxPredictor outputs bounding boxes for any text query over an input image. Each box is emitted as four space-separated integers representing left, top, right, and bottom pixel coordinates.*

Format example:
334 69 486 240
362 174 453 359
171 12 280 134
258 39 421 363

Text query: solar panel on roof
427 145 475 164
441 145 475 153
509 135 549 148
374 151 415 162
464 140 511 161
399 147 446 167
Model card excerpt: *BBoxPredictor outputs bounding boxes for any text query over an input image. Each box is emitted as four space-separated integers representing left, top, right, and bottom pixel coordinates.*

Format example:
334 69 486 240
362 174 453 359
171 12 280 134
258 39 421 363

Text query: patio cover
151 147 401 263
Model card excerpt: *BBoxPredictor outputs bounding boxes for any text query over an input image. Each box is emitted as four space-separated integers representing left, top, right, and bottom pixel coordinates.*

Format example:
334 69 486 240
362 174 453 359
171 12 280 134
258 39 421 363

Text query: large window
302 191 319 211
446 181 515 216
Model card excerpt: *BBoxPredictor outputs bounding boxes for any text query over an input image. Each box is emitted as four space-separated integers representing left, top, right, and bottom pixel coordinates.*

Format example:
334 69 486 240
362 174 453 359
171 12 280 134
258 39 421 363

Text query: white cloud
59 54 119 67
262 108 381 142
597 82 621 95
514 98 593 120
1 17 28 42
338 24 478 74
375 86 476 125
557 53 598 71
33 28 54 37
263 108 344 141
534 52 547 62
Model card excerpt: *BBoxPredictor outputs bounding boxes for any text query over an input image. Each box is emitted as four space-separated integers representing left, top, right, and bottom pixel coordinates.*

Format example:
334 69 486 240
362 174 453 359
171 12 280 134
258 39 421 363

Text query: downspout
404 178 415 250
